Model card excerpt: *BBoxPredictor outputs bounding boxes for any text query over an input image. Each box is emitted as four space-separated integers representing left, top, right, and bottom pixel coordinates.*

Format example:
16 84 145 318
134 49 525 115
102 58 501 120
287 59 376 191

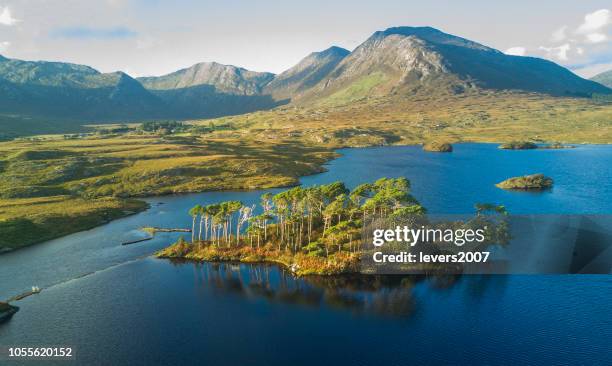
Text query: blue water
1 144 611 365
303 144 612 214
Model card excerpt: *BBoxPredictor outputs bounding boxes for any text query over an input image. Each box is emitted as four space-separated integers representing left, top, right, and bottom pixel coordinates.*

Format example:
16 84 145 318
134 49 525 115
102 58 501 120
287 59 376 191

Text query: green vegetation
496 174 553 190
499 141 576 150
423 141 453 152
0 132 334 251
324 72 388 104
199 92 612 147
140 121 186 133
540 142 575 149
499 141 538 150
158 178 420 274
0 196 147 251
157 178 508 275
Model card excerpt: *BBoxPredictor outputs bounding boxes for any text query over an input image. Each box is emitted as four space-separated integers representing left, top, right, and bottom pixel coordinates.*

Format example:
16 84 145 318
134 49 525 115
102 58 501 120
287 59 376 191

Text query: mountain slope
591 70 612 88
0 56 165 120
137 62 281 118
138 62 274 95
263 46 349 100
297 27 611 103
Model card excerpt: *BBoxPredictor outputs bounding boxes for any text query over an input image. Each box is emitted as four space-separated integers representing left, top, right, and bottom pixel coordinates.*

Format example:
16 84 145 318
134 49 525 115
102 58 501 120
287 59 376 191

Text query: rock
423 141 453 152
496 174 553 190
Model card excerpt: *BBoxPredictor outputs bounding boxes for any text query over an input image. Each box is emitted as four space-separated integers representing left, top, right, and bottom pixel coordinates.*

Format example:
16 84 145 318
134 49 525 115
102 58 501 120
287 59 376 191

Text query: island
539 142 575 149
156 178 508 276
499 141 575 150
499 141 538 150
423 142 453 152
496 174 553 190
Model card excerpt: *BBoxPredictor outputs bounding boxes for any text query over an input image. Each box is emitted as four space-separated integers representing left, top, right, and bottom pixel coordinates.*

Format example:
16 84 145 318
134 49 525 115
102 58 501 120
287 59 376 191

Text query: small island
499 141 538 150
156 178 509 276
496 174 553 190
499 141 575 150
539 142 575 149
423 141 453 152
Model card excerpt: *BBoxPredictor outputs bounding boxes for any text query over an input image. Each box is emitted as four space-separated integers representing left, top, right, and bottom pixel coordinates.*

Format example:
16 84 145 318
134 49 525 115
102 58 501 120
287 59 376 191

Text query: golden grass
156 241 360 276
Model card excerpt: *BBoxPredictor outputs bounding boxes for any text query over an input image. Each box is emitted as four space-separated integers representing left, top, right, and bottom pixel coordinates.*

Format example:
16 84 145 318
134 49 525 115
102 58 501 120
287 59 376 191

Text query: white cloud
0 41 9 52
539 43 571 61
504 46 526 56
537 9 611 65
0 6 19 26
577 9 611 33
585 32 607 43
551 26 567 42
576 9 611 44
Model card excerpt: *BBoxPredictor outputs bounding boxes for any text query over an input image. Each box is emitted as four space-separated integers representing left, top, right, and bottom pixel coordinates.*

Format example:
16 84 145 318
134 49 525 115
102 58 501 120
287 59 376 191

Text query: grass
0 133 334 250
197 92 612 147
0 196 147 250
0 134 334 199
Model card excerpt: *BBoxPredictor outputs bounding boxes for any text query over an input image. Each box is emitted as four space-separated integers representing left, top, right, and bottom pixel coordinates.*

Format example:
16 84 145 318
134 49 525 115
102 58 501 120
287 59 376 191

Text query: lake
1 144 611 365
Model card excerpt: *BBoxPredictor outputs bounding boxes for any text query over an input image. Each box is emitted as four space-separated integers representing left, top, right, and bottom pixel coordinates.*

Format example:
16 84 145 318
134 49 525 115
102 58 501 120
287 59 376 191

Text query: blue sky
0 0 610 77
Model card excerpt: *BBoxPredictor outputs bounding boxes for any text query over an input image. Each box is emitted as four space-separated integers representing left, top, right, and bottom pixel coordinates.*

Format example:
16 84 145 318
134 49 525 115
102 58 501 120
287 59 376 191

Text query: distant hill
0 56 165 121
137 62 281 119
591 70 612 88
138 62 274 95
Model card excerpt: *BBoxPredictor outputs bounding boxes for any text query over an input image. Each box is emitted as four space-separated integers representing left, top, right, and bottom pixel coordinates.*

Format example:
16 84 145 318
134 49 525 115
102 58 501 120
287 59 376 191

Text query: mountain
591 70 612 88
138 62 274 95
293 27 610 102
263 46 349 100
0 56 164 120
1 26 610 136
137 62 281 118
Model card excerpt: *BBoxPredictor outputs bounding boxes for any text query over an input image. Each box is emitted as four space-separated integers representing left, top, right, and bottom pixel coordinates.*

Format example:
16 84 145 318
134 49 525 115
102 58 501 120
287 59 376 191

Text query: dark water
1 144 611 365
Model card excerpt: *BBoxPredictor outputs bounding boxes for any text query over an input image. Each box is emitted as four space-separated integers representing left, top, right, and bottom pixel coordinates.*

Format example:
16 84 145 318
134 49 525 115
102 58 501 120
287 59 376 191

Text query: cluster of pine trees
186 178 425 257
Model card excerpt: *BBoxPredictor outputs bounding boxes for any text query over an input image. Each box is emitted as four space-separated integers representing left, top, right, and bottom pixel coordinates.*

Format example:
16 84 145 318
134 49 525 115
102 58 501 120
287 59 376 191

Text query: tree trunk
191 217 196 243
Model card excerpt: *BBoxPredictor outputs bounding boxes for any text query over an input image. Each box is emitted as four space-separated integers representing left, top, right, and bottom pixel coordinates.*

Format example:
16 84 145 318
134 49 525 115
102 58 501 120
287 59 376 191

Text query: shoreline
155 243 361 276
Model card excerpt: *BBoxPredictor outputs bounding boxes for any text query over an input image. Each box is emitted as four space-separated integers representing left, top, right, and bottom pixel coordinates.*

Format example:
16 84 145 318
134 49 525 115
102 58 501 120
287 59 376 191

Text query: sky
0 0 611 78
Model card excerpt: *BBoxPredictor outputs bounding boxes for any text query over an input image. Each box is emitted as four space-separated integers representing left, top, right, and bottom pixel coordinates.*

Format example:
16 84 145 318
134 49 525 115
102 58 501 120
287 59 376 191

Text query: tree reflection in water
168 259 507 318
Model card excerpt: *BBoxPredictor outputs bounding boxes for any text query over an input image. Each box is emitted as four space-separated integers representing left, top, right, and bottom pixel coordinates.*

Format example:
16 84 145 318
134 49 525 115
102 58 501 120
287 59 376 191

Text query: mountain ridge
0 26 610 133
138 62 275 95
0 55 166 121
291 26 610 103
263 46 350 100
